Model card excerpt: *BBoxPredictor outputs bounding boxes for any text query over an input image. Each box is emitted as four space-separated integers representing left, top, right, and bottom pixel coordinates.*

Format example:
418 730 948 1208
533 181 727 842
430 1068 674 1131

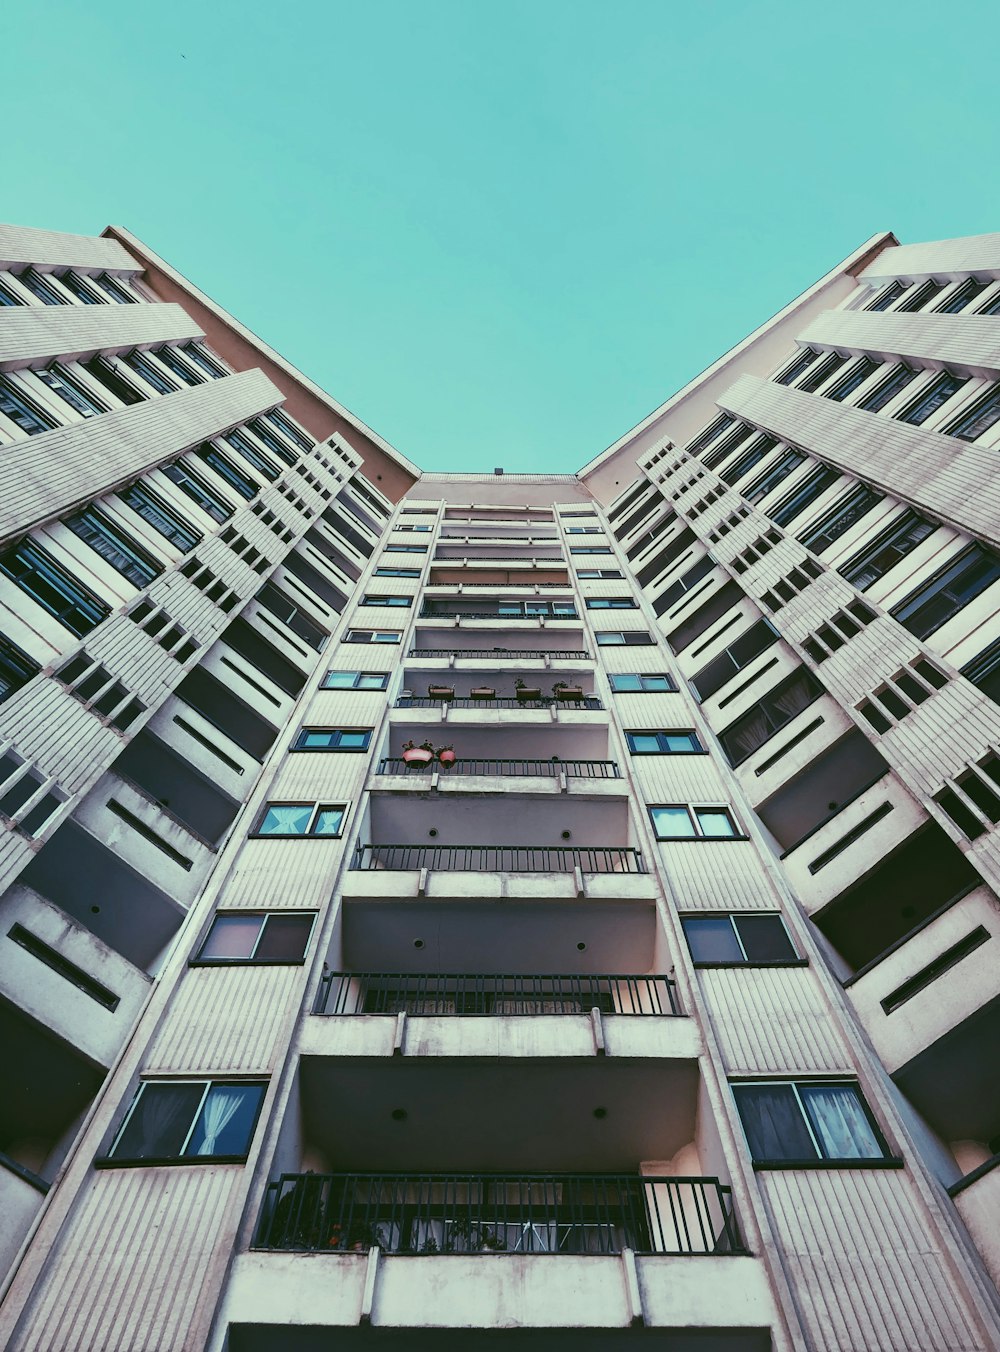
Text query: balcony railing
377 757 620 777
408 648 591 660
255 1172 743 1256
315 972 681 1016
419 610 579 621
431 581 569 588
352 844 647 873
393 696 603 710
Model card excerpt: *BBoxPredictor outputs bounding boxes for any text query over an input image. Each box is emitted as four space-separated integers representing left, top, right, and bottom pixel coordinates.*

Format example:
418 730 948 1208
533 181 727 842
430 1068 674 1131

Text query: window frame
344 629 402 645
626 729 704 755
161 461 235 524
253 801 348 838
838 509 935 591
292 727 373 752
731 1079 896 1169
681 913 802 967
585 597 637 610
321 670 390 691
0 538 110 636
361 594 413 608
104 1078 268 1165
649 804 743 841
890 543 1000 641
119 481 203 553
34 364 108 418
857 363 918 413
63 506 165 589
608 672 676 693
0 375 59 435
596 631 655 647
192 912 316 966
896 371 968 427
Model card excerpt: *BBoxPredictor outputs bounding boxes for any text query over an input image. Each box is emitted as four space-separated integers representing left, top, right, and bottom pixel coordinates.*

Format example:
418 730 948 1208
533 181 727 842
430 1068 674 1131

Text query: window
374 567 421 578
569 546 613 555
732 1081 890 1165
93 274 136 304
120 482 202 552
155 346 203 386
0 539 110 635
577 569 622 579
775 349 819 386
161 462 234 523
682 914 798 964
565 527 603 535
322 670 389 690
108 1080 266 1162
896 279 946 312
17 270 67 305
609 672 676 693
293 727 372 751
82 357 144 406
182 342 228 379
264 406 315 452
797 484 882 554
59 272 104 304
361 594 412 607
891 544 1000 640
797 353 849 394
962 637 1000 704
120 350 177 395
224 429 280 482
496 601 576 617
936 279 989 313
839 509 935 590
256 802 346 836
767 465 838 527
945 386 1000 443
720 435 778 485
345 629 401 644
196 913 315 964
0 377 58 435
596 631 655 646
650 805 740 839
897 372 967 426
626 729 703 754
64 507 164 588
256 583 328 650
743 450 806 504
857 364 918 413
823 357 878 403
246 417 298 466
690 618 778 701
701 422 755 471
196 444 258 500
687 412 735 454
385 544 427 554
0 279 24 306
719 669 823 765
34 365 107 418
586 597 636 609
865 281 908 312
0 633 39 704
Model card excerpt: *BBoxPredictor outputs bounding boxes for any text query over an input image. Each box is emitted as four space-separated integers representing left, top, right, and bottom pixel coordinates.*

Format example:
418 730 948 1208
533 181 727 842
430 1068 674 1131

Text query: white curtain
773 674 816 720
801 1084 883 1159
196 1086 249 1155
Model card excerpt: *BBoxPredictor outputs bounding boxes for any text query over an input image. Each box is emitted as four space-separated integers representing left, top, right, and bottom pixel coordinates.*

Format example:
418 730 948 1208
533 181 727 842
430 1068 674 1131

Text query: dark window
650 805 740 839
34 365 107 418
196 444 258 499
120 482 202 552
344 628 401 645
798 485 882 555
385 544 428 554
82 357 144 406
182 342 228 379
256 802 346 836
224 429 280 482
897 372 967 426
690 619 778 701
374 567 421 578
896 279 946 312
155 346 203 386
609 673 676 693
682 914 797 964
607 481 650 522
0 539 110 635
701 422 754 471
719 669 823 766
839 509 935 590
246 417 298 466
865 281 908 312
293 728 372 751
946 386 1000 443
586 597 636 610
797 353 849 394
626 730 702 754
264 406 315 452
667 580 743 655
775 349 819 386
653 556 715 615
0 633 39 704
596 631 655 647
161 462 234 523
60 272 103 304
936 279 989 313
732 1081 890 1164
0 377 58 435
823 357 879 403
857 364 918 413
93 274 136 304
120 350 177 395
720 435 778 485
361 594 412 608
962 638 1000 704
196 913 314 963
744 451 806 504
64 508 163 588
577 569 623 579
18 270 67 305
687 413 735 455
767 466 838 527
0 279 25 306
256 583 329 650
109 1080 266 1162
322 671 390 690
570 546 612 556
891 544 1000 640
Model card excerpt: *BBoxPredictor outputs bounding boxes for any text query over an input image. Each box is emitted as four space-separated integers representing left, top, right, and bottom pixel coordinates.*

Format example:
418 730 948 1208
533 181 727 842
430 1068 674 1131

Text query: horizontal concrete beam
0 223 138 275
0 302 203 370
861 232 1000 282
798 310 1000 379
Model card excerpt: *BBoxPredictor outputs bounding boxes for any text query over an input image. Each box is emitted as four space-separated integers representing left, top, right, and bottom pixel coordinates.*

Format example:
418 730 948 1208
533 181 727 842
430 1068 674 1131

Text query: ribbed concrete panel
0 224 138 274
0 368 281 545
761 1170 988 1351
630 754 733 803
220 839 341 908
718 375 1000 549
269 753 377 800
799 310 1000 377
0 303 201 369
301 687 392 725
12 1166 239 1352
860 232 1000 282
145 966 302 1073
699 967 851 1074
659 841 782 910
0 828 37 900
0 678 119 791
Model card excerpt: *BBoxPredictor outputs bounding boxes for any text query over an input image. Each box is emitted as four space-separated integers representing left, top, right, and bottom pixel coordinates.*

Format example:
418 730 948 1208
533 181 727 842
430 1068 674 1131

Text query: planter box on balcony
470 688 496 700
402 748 435 767
428 686 455 701
515 688 542 702
554 687 584 702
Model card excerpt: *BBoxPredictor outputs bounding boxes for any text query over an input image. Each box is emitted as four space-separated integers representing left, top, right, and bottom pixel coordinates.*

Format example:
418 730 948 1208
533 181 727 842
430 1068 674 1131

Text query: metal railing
352 844 647 873
255 1172 743 1256
393 696 603 710
315 972 681 1016
429 581 569 588
408 648 591 660
419 610 579 621
377 757 620 777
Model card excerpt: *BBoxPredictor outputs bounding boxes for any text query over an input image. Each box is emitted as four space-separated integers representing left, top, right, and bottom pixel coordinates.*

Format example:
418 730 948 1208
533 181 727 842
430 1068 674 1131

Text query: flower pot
428 686 454 702
437 749 456 767
470 688 496 700
555 687 584 702
402 747 435 767
515 688 541 702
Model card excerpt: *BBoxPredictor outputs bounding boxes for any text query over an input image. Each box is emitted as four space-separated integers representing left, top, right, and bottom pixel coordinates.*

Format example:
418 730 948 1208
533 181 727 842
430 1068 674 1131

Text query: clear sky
9 1 1000 472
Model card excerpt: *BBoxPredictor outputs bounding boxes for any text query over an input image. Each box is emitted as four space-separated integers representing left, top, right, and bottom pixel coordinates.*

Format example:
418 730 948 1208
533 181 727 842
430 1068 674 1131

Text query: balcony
317 970 679 1015
407 641 590 661
395 696 602 710
0 1151 47 1280
255 1171 741 1256
419 606 579 622
950 1155 1000 1288
353 844 646 873
378 756 619 778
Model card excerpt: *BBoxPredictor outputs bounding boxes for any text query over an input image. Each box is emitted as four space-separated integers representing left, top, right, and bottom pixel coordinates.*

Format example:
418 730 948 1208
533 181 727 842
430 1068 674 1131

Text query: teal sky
9 1 1000 472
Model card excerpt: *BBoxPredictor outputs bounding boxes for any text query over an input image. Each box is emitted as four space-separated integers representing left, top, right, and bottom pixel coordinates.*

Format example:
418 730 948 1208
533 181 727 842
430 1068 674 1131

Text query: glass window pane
610 675 641 691
651 806 695 838
736 915 797 962
255 915 314 961
113 1082 206 1160
799 1084 885 1160
628 734 661 753
696 809 737 837
663 732 700 753
682 916 744 963
259 804 312 835
199 915 263 959
323 671 358 688
186 1083 265 1157
299 731 335 749
338 732 370 749
312 806 345 835
357 674 387 689
733 1084 818 1162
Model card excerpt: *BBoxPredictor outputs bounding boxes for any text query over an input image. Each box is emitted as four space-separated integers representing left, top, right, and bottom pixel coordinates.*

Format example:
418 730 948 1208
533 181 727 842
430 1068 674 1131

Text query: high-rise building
0 219 997 1351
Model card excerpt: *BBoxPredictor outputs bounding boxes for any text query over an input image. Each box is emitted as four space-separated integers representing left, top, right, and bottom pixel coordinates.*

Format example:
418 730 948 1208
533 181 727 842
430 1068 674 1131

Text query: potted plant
469 686 496 700
514 677 541 703
402 739 435 767
437 744 456 768
553 680 583 703
428 683 454 702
